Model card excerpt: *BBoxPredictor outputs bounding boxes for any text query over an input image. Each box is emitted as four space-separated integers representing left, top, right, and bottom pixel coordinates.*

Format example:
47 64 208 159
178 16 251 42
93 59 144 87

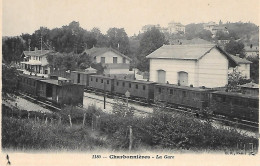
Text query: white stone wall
197 48 228 88
149 58 196 85
149 48 229 88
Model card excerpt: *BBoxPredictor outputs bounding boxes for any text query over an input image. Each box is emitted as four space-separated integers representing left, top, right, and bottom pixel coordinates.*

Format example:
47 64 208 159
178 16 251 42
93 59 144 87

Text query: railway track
84 89 259 131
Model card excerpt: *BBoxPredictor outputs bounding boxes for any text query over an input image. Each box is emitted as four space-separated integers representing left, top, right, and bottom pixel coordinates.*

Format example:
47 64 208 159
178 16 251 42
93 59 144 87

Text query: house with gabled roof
146 44 238 88
20 48 54 75
81 47 132 74
228 54 252 79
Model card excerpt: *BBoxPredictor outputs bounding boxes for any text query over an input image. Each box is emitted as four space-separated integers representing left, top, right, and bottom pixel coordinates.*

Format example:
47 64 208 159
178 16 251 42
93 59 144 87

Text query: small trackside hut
37 75 84 106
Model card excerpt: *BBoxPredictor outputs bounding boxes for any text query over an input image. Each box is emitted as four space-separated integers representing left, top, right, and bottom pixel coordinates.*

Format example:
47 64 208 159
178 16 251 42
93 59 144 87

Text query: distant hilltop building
244 45 259 58
203 20 228 37
141 21 185 34
141 24 161 33
168 21 185 34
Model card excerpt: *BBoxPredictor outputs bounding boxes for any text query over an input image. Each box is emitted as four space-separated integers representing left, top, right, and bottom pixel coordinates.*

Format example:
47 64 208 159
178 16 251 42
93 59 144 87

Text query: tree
184 23 204 40
2 37 25 63
226 68 251 92
225 40 246 58
198 30 212 41
137 27 168 71
2 65 19 100
106 28 130 55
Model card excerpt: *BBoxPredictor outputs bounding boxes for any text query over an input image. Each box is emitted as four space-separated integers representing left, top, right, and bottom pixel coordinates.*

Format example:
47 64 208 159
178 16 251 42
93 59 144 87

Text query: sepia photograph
1 0 259 165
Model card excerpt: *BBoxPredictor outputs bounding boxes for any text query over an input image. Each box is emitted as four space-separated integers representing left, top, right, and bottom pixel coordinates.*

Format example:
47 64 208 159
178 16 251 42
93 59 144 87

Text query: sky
2 0 260 37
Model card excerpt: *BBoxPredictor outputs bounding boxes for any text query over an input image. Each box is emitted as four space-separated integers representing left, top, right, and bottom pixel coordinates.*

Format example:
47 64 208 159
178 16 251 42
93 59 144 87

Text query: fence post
59 116 62 125
129 125 133 151
92 115 94 131
96 115 100 131
83 113 86 127
68 115 72 127
45 117 48 125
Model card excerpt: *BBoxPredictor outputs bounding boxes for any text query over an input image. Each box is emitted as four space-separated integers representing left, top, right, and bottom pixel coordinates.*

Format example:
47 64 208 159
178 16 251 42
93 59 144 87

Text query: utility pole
104 80 106 110
40 36 43 53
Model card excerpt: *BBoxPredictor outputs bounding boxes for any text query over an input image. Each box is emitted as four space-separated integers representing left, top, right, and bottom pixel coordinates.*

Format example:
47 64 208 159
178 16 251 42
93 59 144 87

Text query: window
91 77 93 81
117 82 119 86
113 57 118 64
107 80 109 84
182 91 186 97
101 57 105 63
101 79 103 83
96 78 98 82
77 73 80 83
123 57 126 63
170 89 173 95
123 82 125 87
136 84 138 89
143 85 146 90
129 83 131 88
158 87 161 93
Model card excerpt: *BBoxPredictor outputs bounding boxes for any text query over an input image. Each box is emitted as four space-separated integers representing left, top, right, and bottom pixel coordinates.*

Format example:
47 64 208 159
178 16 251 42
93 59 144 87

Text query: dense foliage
2 65 19 100
2 102 258 152
136 28 168 71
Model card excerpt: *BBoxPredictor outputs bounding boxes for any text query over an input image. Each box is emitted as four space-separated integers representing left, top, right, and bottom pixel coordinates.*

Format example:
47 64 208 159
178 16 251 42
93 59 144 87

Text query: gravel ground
3 97 51 113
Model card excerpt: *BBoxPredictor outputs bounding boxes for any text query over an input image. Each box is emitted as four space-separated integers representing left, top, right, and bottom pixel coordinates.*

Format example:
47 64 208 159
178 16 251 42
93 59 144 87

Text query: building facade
20 49 53 75
244 46 259 58
146 44 237 88
168 21 185 34
228 54 251 79
82 47 132 74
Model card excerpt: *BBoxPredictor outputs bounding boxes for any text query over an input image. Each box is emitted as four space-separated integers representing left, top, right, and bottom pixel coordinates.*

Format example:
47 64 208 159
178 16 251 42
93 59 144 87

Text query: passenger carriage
154 83 213 110
211 91 259 122
89 75 115 93
114 78 156 103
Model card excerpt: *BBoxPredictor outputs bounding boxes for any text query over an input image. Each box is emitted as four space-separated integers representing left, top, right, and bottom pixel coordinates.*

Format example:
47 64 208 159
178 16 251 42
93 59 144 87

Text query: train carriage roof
155 83 213 92
90 75 115 80
212 91 259 100
116 78 156 85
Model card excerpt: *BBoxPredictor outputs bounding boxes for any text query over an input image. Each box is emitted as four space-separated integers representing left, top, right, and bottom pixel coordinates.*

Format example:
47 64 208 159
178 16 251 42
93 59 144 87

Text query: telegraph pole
104 80 106 110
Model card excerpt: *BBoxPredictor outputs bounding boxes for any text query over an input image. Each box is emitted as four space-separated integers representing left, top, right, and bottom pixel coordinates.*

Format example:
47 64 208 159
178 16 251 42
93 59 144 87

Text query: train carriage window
170 89 173 95
221 96 226 102
107 80 109 84
158 87 161 93
196 93 200 98
129 83 131 88
143 85 146 90
123 82 125 87
91 77 93 81
117 82 119 86
96 78 98 82
101 79 103 83
34 81 36 87
136 84 138 89
183 91 186 97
